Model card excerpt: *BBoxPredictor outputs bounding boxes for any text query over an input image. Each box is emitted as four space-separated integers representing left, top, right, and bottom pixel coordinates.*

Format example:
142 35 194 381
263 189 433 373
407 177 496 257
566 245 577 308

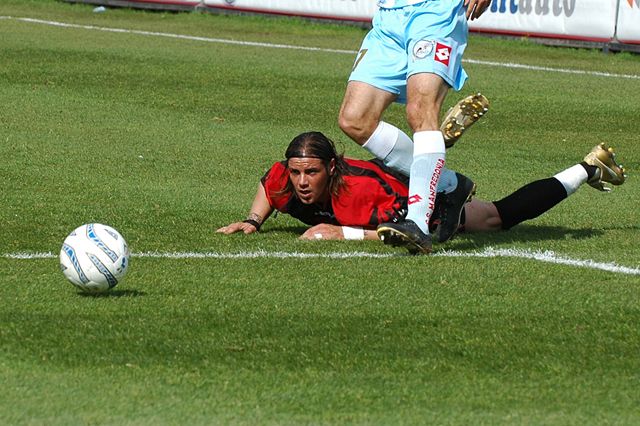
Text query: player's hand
465 0 492 20
216 222 258 235
300 224 344 240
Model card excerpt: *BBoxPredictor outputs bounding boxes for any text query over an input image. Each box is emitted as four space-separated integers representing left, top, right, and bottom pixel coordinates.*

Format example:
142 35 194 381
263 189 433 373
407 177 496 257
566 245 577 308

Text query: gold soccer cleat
583 143 627 192
440 93 490 148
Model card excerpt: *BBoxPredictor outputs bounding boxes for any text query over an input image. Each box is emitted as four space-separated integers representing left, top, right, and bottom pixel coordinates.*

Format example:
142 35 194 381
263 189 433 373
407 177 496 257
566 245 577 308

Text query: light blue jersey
349 0 468 103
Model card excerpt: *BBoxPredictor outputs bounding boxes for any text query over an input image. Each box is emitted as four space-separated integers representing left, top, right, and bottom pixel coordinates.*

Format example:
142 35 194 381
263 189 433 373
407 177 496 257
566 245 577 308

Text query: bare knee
339 81 395 145
463 200 503 233
338 106 379 145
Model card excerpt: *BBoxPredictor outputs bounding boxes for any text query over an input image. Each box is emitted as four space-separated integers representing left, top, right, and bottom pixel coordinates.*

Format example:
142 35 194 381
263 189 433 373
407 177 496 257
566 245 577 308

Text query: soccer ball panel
59 223 130 292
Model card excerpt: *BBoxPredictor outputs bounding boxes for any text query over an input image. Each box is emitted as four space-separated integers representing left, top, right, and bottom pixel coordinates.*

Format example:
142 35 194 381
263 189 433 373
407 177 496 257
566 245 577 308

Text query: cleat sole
377 226 433 254
441 93 490 148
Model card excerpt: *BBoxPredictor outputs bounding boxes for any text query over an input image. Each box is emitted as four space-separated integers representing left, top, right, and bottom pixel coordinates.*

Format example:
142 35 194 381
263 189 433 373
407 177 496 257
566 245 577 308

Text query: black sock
493 178 568 230
580 162 598 180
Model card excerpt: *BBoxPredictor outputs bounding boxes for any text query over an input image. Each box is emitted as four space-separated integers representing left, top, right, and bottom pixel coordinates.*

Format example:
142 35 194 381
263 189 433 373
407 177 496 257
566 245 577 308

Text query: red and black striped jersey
261 158 409 228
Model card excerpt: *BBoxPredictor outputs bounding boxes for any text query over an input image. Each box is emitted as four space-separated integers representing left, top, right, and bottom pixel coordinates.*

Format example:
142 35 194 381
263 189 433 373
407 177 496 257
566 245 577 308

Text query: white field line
4 248 640 275
462 58 640 80
3 16 640 80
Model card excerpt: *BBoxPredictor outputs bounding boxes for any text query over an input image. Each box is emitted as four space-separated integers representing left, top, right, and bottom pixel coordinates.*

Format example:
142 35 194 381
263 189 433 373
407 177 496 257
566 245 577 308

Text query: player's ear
329 158 336 175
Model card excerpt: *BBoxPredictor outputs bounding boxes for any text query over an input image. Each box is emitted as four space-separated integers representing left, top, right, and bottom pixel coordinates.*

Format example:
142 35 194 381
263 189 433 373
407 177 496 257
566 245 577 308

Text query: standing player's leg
379 74 449 254
338 81 397 146
338 8 412 174
377 1 470 254
339 6 461 195
340 83 467 194
339 81 422 183
377 74 451 254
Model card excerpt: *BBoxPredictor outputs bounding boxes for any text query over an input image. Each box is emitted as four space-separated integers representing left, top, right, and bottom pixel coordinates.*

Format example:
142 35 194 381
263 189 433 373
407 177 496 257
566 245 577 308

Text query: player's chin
296 193 316 204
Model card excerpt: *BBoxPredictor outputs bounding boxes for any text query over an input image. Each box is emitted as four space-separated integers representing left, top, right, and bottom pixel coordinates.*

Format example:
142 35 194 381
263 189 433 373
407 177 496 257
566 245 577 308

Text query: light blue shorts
348 1 468 103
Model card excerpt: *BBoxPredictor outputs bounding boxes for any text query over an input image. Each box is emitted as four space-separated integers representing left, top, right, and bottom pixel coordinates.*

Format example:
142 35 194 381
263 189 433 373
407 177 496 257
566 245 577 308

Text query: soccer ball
59 223 130 292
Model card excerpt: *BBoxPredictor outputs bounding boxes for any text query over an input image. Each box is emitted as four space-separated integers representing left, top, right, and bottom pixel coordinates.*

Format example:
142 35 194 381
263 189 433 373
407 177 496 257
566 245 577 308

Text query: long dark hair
284 131 350 197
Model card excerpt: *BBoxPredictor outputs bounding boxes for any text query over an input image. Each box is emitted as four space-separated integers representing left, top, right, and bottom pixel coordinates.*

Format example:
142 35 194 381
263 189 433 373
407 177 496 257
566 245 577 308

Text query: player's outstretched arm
300 224 379 241
465 0 492 20
216 183 273 235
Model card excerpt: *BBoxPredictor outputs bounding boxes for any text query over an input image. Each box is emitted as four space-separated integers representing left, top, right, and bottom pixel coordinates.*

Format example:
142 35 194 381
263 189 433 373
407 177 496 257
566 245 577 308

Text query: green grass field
2 1 640 424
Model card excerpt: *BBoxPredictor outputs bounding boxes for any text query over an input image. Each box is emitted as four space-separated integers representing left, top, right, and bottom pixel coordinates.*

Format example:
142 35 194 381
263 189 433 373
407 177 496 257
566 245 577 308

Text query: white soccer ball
59 223 130 292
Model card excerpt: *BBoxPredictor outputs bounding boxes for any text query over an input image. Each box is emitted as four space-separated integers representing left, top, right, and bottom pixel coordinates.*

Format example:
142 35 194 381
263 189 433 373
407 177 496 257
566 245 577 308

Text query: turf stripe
4 249 640 275
3 16 639 81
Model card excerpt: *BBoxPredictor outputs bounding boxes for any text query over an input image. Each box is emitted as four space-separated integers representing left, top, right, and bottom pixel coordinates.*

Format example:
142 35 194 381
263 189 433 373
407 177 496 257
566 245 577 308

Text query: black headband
285 151 330 160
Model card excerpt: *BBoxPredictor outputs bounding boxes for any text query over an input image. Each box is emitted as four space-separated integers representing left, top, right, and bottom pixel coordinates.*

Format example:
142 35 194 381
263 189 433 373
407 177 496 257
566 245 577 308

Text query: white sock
438 168 458 194
362 121 412 175
405 131 446 234
553 164 588 195
362 122 457 193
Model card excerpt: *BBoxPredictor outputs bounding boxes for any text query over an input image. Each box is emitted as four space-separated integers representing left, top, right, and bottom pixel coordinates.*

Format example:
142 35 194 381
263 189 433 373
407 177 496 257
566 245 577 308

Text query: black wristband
242 219 261 231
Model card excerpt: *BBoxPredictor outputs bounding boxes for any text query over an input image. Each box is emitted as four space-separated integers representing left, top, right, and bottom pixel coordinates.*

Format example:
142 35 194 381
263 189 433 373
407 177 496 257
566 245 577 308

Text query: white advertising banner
128 0 200 6
616 0 640 44
467 0 617 42
202 0 377 22
98 0 639 46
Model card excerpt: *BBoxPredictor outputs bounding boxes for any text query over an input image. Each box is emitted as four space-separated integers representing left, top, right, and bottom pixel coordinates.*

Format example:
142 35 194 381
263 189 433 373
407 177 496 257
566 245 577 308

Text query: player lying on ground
217 132 626 245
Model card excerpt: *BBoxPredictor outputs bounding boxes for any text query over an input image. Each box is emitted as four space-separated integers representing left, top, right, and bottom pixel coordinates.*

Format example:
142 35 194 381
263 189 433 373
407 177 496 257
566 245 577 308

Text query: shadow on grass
600 224 640 232
76 289 146 298
245 224 608 254
268 224 603 245
450 225 604 250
